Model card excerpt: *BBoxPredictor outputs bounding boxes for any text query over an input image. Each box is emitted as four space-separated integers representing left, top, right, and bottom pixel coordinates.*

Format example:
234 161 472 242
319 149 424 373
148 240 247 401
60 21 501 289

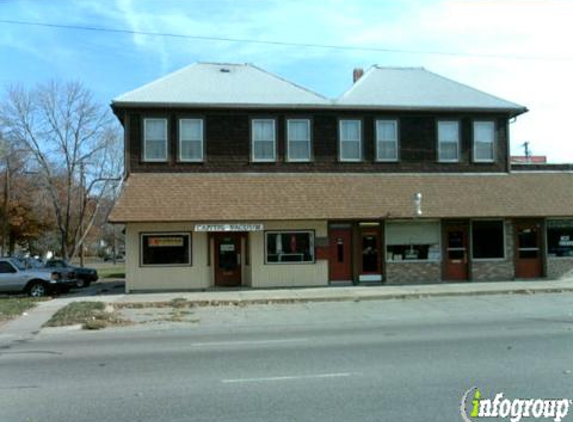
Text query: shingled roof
109 172 573 223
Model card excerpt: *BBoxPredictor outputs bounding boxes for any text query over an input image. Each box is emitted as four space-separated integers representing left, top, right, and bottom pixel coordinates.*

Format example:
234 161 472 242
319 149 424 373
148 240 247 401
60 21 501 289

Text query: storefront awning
109 172 573 223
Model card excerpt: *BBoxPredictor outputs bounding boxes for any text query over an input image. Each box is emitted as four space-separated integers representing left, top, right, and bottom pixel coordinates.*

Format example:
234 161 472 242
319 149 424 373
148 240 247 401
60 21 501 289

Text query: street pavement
1 292 573 421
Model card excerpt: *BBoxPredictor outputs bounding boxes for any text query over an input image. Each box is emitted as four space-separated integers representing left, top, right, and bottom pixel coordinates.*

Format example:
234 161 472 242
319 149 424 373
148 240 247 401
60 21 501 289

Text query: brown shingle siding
123 108 510 174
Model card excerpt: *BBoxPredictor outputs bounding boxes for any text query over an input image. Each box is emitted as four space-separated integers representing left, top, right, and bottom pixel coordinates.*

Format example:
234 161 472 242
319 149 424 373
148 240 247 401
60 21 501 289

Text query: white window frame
143 118 168 162
264 230 315 265
178 118 204 162
139 232 192 267
339 119 362 162
470 219 506 261
437 120 460 163
473 120 496 163
251 119 276 162
286 119 311 162
375 119 399 162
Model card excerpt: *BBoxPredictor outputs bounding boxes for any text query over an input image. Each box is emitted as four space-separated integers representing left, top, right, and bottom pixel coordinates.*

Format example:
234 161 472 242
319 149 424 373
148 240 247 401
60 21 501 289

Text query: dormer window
437 120 460 162
251 119 276 162
339 119 362 162
143 118 168 162
473 121 495 162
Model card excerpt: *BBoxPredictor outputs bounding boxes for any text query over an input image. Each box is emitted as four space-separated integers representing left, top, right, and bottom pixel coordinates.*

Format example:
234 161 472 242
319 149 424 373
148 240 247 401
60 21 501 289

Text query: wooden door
329 228 352 281
515 221 543 278
444 225 469 281
214 234 242 287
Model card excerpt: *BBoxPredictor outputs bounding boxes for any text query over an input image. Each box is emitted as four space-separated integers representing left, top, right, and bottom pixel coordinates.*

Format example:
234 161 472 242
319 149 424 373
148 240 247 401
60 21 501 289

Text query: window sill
140 263 193 268
386 259 440 264
264 261 316 265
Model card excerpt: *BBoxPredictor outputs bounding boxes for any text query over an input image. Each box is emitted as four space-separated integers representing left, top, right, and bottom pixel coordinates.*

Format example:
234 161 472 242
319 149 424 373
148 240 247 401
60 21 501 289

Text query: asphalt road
1 293 573 422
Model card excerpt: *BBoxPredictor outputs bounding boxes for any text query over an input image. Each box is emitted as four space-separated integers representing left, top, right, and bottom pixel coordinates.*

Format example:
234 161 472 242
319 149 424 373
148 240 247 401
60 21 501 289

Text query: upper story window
437 120 460 162
339 119 362 161
179 118 204 162
287 119 311 162
252 119 276 162
375 119 398 161
143 118 168 162
473 121 495 162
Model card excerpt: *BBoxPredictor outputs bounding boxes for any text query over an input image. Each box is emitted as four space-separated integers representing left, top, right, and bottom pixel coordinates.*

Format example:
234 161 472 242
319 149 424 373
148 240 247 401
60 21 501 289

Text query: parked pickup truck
44 259 99 288
0 258 76 297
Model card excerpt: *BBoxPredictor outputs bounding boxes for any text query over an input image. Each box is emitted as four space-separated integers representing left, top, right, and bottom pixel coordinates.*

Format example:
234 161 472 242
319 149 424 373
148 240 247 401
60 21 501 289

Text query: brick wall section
121 108 510 174
385 262 442 284
546 258 573 279
471 220 515 281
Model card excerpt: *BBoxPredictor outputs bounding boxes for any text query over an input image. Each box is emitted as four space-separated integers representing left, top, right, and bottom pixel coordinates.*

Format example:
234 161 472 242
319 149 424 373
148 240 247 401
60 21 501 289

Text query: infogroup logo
460 387 571 422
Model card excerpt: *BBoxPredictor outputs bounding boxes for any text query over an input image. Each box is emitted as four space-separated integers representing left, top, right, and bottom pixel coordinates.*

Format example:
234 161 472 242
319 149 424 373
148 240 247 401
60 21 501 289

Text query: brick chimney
353 68 364 83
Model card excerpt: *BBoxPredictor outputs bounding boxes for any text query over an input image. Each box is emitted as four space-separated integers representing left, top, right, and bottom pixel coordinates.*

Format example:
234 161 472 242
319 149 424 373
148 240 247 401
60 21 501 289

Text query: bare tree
0 80 122 261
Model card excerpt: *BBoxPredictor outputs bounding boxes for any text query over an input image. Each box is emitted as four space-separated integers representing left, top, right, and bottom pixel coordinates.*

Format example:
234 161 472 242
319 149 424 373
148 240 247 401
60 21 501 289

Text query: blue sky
2 0 572 161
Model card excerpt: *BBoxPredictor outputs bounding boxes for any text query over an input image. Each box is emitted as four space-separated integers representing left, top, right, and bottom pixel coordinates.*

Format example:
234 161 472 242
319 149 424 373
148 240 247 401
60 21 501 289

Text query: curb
112 286 573 307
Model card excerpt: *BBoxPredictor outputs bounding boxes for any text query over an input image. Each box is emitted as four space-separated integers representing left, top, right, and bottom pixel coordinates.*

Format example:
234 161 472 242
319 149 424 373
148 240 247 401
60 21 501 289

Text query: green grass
97 265 125 279
0 297 40 323
44 301 127 330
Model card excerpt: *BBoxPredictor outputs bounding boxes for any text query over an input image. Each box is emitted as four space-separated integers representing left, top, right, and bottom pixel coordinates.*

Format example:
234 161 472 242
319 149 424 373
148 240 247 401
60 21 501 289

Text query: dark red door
444 225 469 281
214 234 242 287
515 221 543 278
329 228 352 281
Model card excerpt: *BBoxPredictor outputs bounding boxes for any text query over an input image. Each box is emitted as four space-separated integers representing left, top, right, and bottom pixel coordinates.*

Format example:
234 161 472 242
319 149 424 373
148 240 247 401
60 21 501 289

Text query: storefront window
386 222 440 261
141 233 191 266
472 220 505 259
547 220 573 257
266 231 314 263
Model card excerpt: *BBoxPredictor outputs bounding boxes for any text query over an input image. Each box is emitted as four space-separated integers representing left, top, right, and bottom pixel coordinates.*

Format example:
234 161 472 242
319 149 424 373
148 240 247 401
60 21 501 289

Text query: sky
1 0 572 162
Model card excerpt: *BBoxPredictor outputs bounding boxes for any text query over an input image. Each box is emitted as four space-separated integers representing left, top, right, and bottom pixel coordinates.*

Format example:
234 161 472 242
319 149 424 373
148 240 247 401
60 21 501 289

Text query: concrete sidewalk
107 278 573 305
1 278 572 348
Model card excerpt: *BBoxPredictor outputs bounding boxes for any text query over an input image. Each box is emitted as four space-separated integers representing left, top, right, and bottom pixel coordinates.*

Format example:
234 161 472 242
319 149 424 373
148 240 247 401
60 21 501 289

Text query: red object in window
290 234 297 252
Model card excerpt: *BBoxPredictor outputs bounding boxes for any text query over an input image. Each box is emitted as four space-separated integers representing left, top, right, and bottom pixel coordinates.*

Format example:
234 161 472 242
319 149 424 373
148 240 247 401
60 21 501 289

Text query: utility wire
1 18 572 62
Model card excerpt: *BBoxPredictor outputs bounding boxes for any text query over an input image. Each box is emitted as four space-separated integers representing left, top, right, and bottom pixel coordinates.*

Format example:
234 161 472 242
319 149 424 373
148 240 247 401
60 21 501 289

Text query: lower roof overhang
108 172 573 224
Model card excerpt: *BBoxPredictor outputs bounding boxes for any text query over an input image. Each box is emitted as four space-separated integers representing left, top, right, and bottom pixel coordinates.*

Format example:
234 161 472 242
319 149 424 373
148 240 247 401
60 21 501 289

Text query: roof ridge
196 61 246 67
373 65 425 70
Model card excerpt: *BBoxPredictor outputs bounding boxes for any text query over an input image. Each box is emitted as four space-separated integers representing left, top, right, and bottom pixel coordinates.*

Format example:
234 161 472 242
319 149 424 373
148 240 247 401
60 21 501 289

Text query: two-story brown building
109 63 573 292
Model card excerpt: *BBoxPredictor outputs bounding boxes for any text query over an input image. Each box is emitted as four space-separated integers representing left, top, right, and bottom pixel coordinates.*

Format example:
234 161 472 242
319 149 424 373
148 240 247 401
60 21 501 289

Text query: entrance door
515 221 543 278
444 225 469 281
360 230 382 282
329 228 352 282
214 234 242 287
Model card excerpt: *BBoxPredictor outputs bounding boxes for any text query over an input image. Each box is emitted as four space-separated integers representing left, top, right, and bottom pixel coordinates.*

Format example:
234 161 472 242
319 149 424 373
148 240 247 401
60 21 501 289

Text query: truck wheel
75 279 87 288
28 281 47 298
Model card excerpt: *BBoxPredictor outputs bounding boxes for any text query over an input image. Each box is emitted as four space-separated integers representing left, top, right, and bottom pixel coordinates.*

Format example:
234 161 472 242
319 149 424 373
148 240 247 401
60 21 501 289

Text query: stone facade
470 220 515 281
385 262 441 284
546 258 573 279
